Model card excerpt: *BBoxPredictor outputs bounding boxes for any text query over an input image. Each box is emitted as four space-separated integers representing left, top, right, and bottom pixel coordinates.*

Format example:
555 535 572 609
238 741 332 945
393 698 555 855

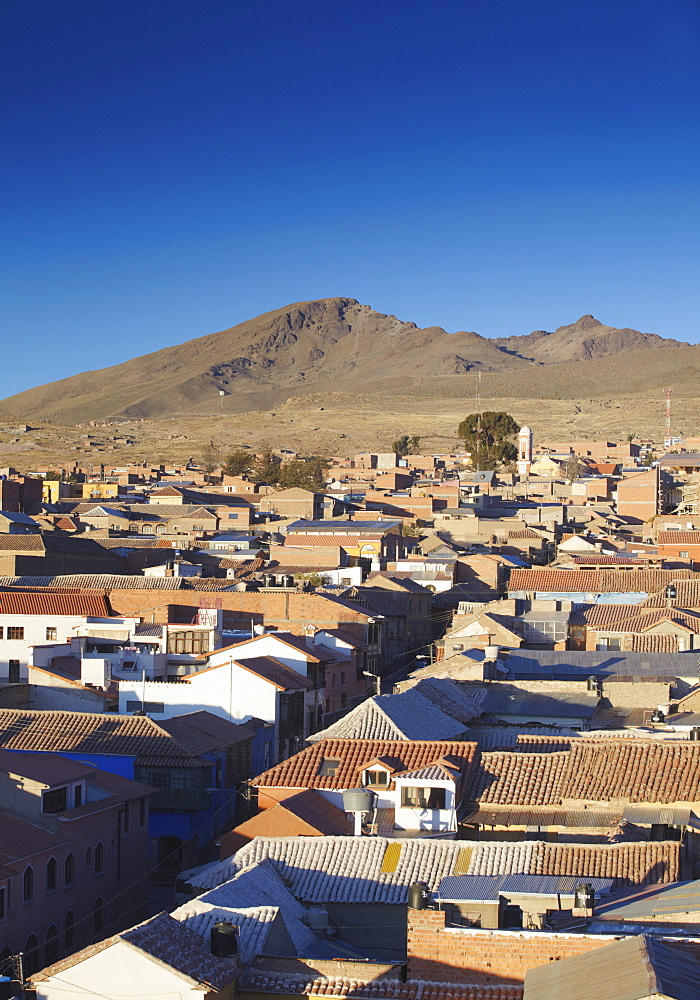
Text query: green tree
457 412 519 469
44 470 63 481
392 434 421 456
250 446 281 484
222 449 252 477
278 457 329 491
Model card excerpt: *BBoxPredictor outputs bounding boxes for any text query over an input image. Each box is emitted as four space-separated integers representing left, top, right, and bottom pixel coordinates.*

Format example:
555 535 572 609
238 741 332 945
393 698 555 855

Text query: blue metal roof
500 874 614 896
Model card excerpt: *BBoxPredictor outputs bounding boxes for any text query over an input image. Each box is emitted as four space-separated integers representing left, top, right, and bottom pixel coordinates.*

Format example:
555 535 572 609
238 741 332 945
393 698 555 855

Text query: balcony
149 787 212 811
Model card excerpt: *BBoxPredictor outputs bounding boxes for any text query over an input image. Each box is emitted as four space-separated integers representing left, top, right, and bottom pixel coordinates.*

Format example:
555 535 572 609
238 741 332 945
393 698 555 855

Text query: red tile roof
0 590 111 616
531 840 680 885
253 739 477 790
242 973 523 1000
630 633 679 653
509 568 692 593
467 740 700 807
658 530 700 545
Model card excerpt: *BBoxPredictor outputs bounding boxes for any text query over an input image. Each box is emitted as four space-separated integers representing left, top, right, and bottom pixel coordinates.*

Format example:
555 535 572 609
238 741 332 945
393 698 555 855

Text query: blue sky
1 0 698 399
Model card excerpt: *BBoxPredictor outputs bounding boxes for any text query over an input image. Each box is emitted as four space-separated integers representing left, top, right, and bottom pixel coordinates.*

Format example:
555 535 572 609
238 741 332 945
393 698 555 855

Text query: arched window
45 924 60 967
45 857 57 893
23 865 34 902
23 935 39 975
85 846 92 867
64 911 75 952
93 897 103 936
94 842 104 874
141 524 154 534
155 522 166 534
64 853 75 886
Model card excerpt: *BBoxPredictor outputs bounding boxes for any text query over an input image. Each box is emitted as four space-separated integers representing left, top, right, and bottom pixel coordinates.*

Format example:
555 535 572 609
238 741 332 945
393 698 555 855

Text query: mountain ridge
0 297 694 423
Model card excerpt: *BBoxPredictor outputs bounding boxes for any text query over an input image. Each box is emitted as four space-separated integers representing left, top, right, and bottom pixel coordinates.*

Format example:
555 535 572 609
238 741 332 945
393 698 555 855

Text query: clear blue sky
1 0 698 399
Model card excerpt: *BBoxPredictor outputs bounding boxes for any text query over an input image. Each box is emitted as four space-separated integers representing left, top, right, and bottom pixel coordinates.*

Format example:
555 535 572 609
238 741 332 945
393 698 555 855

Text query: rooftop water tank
342 789 375 813
408 882 431 910
210 920 238 958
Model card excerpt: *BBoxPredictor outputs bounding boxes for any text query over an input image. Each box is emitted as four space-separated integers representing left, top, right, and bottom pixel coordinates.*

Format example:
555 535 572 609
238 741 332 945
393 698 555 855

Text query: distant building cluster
1 432 700 999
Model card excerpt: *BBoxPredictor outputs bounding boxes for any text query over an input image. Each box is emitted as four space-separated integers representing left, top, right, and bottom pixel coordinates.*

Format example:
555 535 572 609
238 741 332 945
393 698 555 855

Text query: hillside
0 298 695 423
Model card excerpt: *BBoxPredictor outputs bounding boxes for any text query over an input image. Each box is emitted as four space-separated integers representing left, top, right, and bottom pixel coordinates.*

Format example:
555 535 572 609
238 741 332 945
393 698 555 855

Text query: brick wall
405 908 700 985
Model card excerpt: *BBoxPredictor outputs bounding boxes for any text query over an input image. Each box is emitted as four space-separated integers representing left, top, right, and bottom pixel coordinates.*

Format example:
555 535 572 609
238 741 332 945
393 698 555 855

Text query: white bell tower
517 425 533 477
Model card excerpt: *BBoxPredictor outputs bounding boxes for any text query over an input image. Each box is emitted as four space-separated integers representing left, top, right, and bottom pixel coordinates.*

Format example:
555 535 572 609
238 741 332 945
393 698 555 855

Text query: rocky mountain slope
0 298 694 423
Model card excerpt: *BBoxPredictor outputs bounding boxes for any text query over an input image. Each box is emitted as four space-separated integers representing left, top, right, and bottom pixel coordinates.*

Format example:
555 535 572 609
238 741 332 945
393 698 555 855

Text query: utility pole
664 388 672 447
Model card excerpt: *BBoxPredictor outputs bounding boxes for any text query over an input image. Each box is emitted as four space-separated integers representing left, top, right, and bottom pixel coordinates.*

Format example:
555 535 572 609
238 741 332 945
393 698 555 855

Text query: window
93 897 103 935
139 797 147 828
94 843 104 875
45 924 60 967
64 911 75 951
42 786 68 814
125 700 165 714
0 628 3 639
85 847 92 868
122 804 130 835
141 524 154 534
7 627 24 640
74 785 82 808
8 660 20 683
318 758 340 776
680 551 690 558
46 627 57 641
45 858 57 893
596 637 621 651
23 866 34 902
400 786 446 809
364 769 389 786
24 935 39 976
340 671 346 686
452 643 464 651
64 854 75 886
228 513 238 520
193 524 203 531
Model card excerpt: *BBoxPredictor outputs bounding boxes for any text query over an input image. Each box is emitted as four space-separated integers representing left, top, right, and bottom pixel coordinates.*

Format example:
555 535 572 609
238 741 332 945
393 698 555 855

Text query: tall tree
222 449 252 477
457 412 519 468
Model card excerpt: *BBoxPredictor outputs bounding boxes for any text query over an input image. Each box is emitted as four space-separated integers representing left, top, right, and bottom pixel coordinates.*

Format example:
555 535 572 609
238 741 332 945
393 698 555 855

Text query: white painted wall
0 615 115 682
118 657 280 726
208 633 312 677
34 938 219 1000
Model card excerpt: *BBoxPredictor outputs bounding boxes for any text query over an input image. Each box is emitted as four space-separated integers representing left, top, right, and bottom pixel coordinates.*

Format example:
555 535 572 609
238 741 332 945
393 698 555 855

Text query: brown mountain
492 314 690 363
0 298 692 423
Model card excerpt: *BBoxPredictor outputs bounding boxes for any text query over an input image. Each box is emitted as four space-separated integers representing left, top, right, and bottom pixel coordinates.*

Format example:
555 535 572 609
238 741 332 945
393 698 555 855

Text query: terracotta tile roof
531 840 680 885
658 530 700 545
568 603 643 628
589 608 700 635
285 533 358 548
642 580 700 608
509 568 692 593
564 740 700 803
0 535 44 551
242 973 523 1000
0 708 208 763
468 751 569 805
159 711 254 752
630 633 680 652
252 739 478 790
466 739 700 808
0 591 110 616
571 555 647 565
0 574 186 590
